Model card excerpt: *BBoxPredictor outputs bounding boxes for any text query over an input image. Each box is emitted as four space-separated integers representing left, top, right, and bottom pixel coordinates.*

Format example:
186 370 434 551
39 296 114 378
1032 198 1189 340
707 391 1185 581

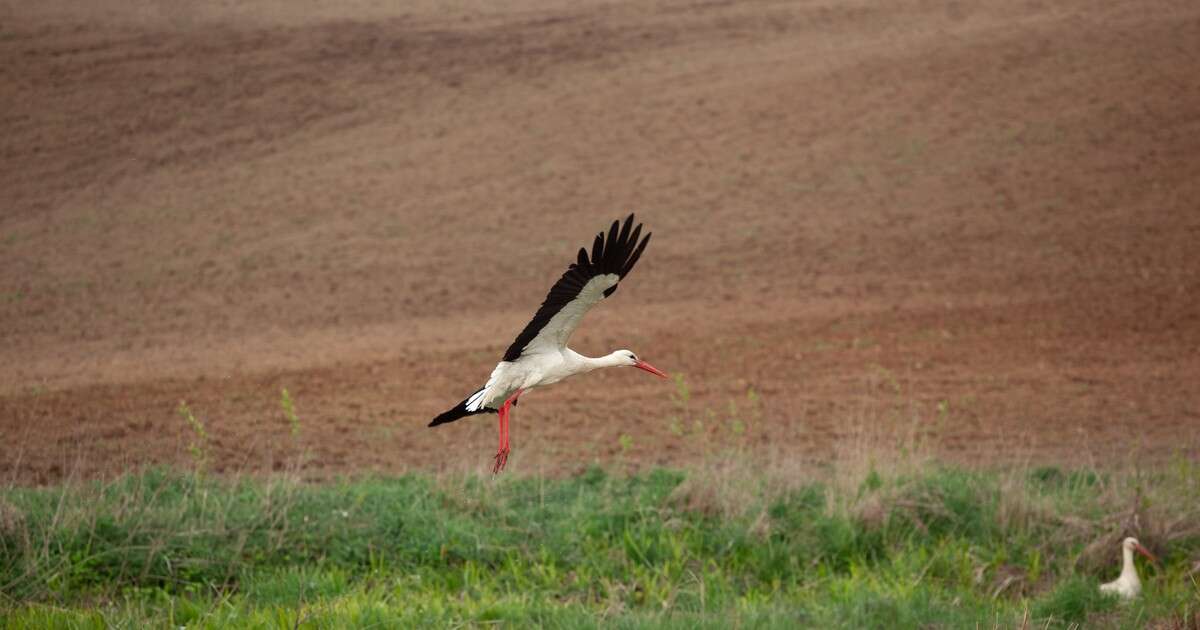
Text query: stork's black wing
501 214 651 362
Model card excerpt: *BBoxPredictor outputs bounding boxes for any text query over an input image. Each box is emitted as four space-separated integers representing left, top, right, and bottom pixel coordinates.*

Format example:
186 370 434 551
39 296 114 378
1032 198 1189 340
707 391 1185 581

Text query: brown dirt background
2 0 1198 484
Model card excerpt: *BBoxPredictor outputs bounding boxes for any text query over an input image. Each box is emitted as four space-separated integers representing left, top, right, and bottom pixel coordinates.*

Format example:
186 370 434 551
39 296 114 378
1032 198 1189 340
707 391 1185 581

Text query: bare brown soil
2 0 1198 484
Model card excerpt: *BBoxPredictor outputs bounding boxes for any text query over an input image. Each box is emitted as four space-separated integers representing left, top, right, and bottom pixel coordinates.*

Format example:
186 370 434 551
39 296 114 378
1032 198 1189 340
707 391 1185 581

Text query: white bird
1099 537 1158 599
428 214 668 473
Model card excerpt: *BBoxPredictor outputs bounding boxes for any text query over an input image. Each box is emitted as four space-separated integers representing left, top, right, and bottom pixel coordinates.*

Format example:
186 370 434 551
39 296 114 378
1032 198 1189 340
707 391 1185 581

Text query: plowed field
2 0 1198 483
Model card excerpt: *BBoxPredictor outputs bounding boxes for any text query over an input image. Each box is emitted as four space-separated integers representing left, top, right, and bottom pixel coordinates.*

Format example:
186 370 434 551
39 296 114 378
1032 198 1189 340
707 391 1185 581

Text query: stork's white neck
1122 545 1139 579
569 349 629 372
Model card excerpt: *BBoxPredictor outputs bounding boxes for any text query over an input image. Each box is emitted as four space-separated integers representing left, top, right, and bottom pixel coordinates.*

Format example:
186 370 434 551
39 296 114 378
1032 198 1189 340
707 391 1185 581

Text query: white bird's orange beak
1134 542 1160 566
633 359 669 379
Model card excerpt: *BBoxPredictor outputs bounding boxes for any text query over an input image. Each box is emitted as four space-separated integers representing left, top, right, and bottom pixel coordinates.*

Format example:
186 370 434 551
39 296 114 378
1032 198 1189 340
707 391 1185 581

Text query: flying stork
429 214 668 474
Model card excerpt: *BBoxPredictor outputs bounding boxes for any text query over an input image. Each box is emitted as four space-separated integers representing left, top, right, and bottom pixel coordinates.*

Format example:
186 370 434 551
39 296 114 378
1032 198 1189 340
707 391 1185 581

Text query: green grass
1 461 1198 628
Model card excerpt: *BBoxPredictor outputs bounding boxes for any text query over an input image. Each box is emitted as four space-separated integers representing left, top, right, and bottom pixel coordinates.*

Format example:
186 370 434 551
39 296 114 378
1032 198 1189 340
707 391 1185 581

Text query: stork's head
615 350 669 379
1122 537 1159 565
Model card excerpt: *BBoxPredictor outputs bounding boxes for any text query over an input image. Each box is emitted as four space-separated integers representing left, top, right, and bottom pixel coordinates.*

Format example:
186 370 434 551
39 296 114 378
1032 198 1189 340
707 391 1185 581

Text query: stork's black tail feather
428 394 496 427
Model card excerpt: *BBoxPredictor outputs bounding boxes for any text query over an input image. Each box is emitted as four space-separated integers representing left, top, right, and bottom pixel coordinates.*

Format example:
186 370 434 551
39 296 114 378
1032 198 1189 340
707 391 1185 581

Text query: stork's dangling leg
493 389 523 474
493 407 507 474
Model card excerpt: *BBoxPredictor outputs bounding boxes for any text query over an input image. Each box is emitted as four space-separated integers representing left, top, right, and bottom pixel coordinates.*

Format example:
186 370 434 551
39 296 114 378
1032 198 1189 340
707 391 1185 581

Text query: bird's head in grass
1123 537 1159 566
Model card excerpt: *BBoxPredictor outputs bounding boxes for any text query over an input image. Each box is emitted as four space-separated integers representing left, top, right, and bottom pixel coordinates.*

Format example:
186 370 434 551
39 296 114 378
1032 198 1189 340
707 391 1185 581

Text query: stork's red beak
1134 542 1160 566
634 359 668 379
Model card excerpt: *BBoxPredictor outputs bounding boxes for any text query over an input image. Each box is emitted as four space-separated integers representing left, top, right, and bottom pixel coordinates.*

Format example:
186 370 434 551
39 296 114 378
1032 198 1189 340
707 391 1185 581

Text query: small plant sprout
672 373 691 407
177 400 208 472
667 374 692 437
871 363 901 395
281 387 300 438
726 400 744 436
1027 549 1042 585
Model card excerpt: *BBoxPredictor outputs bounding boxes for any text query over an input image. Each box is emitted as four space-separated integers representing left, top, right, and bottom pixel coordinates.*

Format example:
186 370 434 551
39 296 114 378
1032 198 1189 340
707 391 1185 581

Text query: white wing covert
500 214 651 362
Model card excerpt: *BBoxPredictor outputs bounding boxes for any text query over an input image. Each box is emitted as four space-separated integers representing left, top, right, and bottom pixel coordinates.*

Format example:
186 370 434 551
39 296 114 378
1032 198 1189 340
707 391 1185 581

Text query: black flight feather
500 214 651 362
429 389 497 427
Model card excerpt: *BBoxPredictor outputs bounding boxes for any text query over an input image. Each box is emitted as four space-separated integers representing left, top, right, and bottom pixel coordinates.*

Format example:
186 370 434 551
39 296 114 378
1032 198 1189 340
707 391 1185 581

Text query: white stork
1099 537 1158 600
429 214 668 473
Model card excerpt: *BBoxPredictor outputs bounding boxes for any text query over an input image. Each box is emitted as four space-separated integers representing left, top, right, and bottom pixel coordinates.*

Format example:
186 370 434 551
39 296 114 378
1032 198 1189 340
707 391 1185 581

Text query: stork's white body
1100 546 1142 599
1100 537 1154 600
465 348 629 412
462 268 630 413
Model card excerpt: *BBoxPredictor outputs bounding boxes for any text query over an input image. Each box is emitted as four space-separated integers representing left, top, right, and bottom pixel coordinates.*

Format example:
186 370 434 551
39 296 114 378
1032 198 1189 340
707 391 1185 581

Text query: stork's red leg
493 406 508 474
492 389 523 475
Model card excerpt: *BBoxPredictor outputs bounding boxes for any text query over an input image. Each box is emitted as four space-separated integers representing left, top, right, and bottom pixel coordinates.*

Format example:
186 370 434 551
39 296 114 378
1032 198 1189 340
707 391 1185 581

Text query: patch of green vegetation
176 401 209 472
280 387 300 439
1 461 1197 628
1033 575 1120 626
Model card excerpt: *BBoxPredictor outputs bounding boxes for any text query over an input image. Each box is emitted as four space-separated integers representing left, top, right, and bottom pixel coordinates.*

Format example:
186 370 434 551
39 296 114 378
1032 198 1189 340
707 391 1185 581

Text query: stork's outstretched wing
501 214 651 361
